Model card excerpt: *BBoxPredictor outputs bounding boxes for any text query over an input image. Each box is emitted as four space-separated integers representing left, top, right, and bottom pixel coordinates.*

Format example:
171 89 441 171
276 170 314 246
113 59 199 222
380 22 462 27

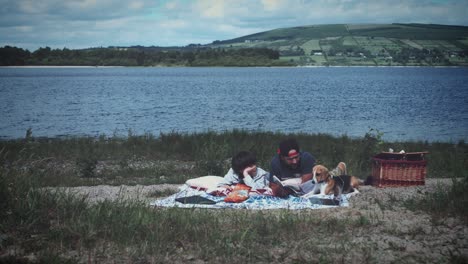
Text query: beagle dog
312 164 362 197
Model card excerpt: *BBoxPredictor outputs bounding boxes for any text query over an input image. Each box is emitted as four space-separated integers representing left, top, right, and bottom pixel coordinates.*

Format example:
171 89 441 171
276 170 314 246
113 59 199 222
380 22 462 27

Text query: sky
1 0 468 51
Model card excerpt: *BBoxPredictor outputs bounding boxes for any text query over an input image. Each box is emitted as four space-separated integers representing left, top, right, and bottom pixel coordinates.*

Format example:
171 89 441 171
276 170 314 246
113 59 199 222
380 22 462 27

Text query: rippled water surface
0 66 467 142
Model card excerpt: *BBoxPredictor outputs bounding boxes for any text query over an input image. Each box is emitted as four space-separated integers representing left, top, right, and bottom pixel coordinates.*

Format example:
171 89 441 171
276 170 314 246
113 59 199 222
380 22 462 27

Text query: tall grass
1 130 466 187
1 181 377 262
403 175 468 222
1 130 467 262
2 159 373 262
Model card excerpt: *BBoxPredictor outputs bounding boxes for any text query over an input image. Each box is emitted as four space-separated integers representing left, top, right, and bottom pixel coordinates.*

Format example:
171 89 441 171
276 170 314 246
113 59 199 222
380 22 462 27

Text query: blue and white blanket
150 185 358 210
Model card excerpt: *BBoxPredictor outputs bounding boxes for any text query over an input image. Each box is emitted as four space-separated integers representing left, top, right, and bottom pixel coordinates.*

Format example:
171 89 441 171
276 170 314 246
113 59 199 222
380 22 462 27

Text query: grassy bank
1 130 467 263
1 129 466 186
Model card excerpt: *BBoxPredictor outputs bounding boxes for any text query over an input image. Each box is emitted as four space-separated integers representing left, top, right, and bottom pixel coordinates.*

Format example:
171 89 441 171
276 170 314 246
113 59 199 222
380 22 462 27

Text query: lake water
0 66 467 142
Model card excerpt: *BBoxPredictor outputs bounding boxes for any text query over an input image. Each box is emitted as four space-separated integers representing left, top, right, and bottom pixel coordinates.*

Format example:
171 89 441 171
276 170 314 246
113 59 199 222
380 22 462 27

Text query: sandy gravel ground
55 183 182 204
56 178 467 263
59 178 453 205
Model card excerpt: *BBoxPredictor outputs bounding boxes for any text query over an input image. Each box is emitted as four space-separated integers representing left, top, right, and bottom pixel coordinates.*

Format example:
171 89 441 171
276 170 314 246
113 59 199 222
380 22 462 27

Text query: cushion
185 175 224 191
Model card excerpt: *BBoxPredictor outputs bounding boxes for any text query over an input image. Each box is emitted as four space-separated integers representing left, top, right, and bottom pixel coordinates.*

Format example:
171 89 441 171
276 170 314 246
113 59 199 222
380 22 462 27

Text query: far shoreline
1 65 466 68
0 65 125 68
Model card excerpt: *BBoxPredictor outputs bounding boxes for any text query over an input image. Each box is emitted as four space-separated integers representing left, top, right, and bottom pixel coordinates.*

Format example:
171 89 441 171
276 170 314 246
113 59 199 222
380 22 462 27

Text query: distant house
311 49 323 56
244 39 261 43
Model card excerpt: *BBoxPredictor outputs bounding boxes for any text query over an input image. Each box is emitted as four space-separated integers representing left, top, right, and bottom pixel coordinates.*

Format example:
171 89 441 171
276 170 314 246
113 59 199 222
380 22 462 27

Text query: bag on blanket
224 184 251 203
175 195 217 205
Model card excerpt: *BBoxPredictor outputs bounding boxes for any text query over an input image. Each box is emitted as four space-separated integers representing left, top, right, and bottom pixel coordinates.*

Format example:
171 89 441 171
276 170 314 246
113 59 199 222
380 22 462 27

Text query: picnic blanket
150 184 358 210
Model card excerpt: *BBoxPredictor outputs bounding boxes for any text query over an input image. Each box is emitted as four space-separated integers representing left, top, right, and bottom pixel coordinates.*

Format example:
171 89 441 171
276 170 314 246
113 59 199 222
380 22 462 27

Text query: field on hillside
209 23 468 66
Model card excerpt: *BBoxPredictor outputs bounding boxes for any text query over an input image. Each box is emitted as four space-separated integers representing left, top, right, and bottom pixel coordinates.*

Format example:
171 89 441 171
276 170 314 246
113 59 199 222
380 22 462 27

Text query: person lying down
217 151 270 190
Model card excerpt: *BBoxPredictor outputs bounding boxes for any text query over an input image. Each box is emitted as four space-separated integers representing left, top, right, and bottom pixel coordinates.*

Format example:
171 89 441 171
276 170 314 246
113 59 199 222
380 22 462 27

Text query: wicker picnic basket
371 152 428 187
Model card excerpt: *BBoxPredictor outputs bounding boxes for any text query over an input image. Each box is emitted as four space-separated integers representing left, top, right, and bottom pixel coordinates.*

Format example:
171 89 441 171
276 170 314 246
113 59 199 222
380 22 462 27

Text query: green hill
2 23 468 67
208 23 468 66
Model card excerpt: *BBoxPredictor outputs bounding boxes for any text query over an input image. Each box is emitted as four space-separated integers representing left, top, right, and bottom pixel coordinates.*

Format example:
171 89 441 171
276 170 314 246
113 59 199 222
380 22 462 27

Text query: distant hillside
208 23 468 66
2 23 468 67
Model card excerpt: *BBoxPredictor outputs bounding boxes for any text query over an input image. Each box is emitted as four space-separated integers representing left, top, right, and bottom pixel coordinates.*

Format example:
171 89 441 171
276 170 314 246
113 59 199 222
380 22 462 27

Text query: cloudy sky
1 0 467 51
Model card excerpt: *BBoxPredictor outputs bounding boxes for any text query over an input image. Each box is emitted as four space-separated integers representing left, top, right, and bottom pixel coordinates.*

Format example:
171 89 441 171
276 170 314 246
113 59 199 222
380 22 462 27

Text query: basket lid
373 152 428 161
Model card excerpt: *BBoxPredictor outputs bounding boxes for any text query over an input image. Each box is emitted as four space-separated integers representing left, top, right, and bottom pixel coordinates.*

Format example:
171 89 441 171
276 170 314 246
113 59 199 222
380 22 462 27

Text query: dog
311 164 363 198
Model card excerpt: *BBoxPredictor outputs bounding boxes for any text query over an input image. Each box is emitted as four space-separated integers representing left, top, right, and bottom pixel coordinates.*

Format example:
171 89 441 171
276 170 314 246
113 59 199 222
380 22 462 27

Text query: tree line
0 46 290 67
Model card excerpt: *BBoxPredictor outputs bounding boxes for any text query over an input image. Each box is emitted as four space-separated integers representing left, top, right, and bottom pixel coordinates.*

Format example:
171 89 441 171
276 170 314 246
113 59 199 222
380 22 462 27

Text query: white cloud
94 17 130 30
159 19 187 29
1 0 467 51
196 0 226 18
129 1 145 10
64 0 98 10
164 1 178 10
18 0 51 14
15 25 34 33
261 0 287 11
